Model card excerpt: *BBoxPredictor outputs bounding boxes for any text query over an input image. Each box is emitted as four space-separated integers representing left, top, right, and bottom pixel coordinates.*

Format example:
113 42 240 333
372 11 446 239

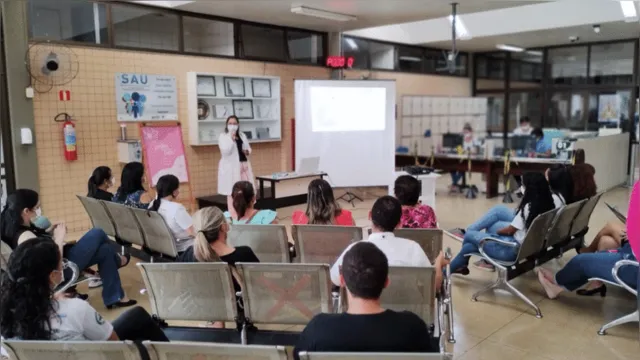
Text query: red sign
58 90 71 101
326 56 355 69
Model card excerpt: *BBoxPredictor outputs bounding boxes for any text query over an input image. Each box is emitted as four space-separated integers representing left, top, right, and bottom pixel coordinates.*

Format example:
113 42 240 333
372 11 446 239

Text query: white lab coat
217 131 254 195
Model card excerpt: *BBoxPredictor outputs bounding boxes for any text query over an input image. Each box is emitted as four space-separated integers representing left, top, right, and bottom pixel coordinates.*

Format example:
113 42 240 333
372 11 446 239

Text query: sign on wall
115 73 178 121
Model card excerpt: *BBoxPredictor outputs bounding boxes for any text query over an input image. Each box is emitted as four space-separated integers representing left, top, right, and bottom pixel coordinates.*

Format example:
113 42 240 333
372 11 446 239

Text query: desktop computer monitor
509 135 535 154
442 133 463 149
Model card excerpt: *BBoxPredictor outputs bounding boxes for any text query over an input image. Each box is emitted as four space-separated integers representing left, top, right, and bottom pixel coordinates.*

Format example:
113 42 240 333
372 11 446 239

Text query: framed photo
213 104 232 119
251 78 271 98
224 77 245 97
196 76 216 96
197 99 210 120
233 99 254 119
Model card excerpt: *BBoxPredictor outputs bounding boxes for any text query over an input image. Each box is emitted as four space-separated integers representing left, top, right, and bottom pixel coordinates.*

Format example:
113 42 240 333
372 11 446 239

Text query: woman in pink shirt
292 179 355 226
394 175 437 229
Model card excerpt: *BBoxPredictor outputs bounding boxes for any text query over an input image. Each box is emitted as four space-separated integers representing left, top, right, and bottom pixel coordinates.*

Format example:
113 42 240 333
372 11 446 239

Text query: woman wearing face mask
0 237 167 351
218 115 254 219
0 189 135 309
87 166 114 202
450 123 480 191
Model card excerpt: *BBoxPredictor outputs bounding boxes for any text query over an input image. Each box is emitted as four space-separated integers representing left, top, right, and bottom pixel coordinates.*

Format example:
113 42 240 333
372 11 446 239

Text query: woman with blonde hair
292 179 354 225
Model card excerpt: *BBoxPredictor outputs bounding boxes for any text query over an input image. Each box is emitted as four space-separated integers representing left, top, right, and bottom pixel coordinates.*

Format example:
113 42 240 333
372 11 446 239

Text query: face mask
519 186 525 195
228 125 238 133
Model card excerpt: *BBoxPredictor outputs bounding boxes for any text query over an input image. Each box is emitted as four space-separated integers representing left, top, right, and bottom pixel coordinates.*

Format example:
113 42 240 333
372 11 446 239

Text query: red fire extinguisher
55 113 78 161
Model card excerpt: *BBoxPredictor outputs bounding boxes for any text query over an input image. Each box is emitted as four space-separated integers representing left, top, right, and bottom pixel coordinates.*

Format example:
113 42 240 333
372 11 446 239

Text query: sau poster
115 73 178 121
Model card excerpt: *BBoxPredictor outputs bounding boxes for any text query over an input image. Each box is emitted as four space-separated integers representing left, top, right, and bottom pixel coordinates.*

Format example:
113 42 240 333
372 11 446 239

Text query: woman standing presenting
218 116 254 219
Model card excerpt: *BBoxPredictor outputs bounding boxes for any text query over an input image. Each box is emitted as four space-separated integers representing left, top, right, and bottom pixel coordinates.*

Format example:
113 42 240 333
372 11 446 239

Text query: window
342 37 369 70
548 46 588 85
509 92 542 131
510 51 543 83
476 53 505 79
183 17 234 57
590 42 635 85
397 46 424 73
479 94 505 133
240 24 285 61
28 0 107 44
424 50 467 76
112 5 179 51
368 42 395 70
287 31 323 64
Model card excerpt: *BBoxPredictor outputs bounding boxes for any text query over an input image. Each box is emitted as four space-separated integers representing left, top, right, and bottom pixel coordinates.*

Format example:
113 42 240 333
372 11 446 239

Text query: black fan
25 41 79 93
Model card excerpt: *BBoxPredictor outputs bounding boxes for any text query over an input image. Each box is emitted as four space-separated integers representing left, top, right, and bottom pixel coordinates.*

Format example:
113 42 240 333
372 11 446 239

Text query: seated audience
569 163 597 202
394 175 437 229
149 174 194 254
330 196 447 288
578 221 626 254
294 242 438 360
293 179 355 225
449 172 556 274
224 181 277 224
532 128 552 155
112 161 151 209
546 165 573 206
450 123 479 191
87 166 114 201
0 189 135 309
0 238 167 347
537 240 637 298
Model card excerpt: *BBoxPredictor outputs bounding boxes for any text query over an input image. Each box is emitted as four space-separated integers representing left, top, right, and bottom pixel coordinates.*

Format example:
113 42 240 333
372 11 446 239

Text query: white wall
576 133 630 192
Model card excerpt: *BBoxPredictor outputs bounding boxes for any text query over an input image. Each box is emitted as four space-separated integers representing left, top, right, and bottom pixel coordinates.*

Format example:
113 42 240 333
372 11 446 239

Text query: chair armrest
477 237 518 268
611 259 638 296
55 259 80 296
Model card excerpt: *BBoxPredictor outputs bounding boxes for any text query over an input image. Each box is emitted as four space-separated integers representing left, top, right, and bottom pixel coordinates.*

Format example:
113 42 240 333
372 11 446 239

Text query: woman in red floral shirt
394 175 437 229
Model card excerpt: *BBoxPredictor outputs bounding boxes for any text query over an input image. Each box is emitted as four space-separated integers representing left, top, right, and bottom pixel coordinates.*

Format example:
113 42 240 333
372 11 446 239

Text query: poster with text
598 94 620 124
115 73 178 121
140 125 189 186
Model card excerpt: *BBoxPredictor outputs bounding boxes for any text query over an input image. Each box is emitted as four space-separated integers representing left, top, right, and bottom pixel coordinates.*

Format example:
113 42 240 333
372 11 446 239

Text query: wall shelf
187 72 282 146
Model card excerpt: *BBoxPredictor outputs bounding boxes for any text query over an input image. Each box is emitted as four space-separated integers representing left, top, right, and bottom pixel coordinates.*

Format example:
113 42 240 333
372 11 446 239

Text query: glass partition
590 42 635 85
547 46 588 85
509 92 542 131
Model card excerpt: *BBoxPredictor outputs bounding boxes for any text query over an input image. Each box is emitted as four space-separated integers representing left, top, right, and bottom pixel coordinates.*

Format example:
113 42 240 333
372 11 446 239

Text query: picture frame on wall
251 78 272 98
232 99 254 119
224 77 245 97
196 76 216 96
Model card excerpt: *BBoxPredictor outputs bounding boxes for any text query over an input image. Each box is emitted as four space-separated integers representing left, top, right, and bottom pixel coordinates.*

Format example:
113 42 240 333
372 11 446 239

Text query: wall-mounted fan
436 3 466 74
25 41 80 93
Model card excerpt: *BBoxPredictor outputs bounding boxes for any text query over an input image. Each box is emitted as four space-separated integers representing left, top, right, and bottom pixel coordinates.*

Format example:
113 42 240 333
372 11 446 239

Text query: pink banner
627 181 640 258
140 125 188 187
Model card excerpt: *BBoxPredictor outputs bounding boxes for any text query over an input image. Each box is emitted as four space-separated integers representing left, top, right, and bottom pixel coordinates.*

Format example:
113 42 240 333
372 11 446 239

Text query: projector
404 166 433 175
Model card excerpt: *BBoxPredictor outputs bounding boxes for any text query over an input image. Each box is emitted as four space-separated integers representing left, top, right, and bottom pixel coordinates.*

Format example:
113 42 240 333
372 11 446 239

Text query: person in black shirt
294 242 437 359
87 166 114 202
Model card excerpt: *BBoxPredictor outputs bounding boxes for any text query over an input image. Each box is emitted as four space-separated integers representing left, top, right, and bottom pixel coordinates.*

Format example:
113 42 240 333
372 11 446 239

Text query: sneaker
472 260 495 272
88 278 103 289
449 228 466 237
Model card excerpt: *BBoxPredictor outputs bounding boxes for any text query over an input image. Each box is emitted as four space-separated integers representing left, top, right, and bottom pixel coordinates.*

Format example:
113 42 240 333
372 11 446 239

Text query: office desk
396 154 574 198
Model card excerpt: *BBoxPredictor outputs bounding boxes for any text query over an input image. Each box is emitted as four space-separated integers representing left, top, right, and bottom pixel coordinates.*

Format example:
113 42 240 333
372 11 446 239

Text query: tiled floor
82 178 640 359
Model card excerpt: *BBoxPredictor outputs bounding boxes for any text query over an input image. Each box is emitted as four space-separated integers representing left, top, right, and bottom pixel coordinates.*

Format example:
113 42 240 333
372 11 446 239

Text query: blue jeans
450 171 464 186
450 230 520 271
66 228 124 306
556 242 638 291
468 205 514 232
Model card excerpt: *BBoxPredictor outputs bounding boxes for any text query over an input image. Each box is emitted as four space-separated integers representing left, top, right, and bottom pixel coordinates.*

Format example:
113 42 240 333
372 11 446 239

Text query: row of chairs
2 340 449 360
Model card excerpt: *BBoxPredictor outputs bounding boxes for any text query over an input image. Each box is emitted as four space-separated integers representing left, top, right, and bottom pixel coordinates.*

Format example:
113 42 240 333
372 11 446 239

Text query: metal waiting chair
144 341 288 360
102 200 146 250
292 225 362 265
2 340 143 360
76 195 117 241
544 200 585 250
298 353 446 360
130 208 179 260
589 259 639 336
471 208 560 318
237 263 333 344
228 224 291 263
392 228 443 265
137 263 239 324
566 193 603 250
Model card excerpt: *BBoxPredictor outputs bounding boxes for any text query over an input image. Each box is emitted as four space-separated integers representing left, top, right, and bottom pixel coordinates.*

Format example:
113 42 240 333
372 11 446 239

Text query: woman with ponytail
148 174 194 253
87 166 114 201
224 181 277 224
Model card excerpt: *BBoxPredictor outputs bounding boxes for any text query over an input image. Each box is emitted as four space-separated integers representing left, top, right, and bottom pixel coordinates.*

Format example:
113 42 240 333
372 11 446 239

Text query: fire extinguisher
54 113 78 161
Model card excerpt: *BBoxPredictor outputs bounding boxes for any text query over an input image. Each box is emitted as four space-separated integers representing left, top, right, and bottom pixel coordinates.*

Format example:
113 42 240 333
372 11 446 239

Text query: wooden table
255 172 327 209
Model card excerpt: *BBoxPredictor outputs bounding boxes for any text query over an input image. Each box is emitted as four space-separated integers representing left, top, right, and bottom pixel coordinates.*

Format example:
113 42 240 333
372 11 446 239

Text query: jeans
65 228 124 306
556 242 638 291
112 306 169 342
450 231 520 271
450 171 464 186
467 205 514 232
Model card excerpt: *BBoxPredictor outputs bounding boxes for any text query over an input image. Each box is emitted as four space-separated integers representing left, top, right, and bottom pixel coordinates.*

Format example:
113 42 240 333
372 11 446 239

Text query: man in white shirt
513 116 533 136
330 196 447 287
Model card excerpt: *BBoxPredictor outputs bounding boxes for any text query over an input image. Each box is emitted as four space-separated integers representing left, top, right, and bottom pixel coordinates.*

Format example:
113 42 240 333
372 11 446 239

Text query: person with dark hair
293 179 354 225
218 116 255 219
112 161 150 209
532 128 552 155
0 189 135 309
546 165 573 205
569 163 597 202
293 242 438 359
148 174 194 253
514 116 533 135
450 123 480 191
449 172 556 274
0 238 167 347
330 196 446 287
87 166 114 201
225 181 277 224
394 175 437 229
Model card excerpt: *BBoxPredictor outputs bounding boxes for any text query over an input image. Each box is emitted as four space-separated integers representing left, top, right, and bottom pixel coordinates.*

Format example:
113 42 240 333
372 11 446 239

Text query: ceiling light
526 50 543 57
496 44 524 52
399 56 422 62
291 6 357 22
448 15 472 40
620 1 638 22
593 24 601 33
345 38 358 50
